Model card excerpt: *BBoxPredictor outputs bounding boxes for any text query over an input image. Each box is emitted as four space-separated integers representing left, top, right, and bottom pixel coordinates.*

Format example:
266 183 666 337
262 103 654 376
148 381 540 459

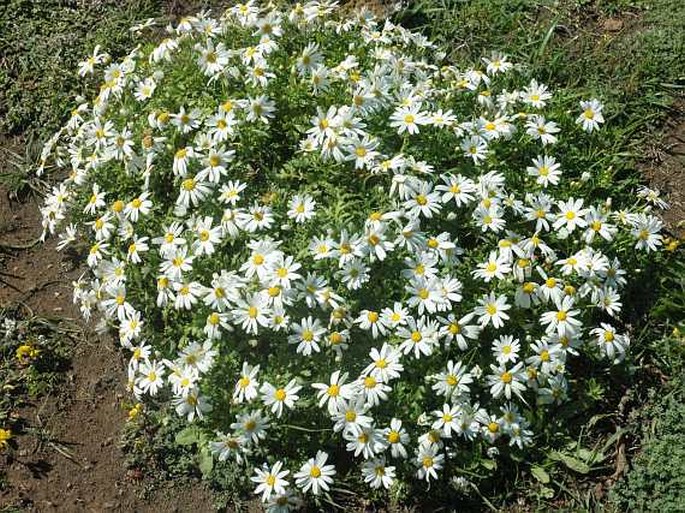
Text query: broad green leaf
549 451 591 474
531 465 550 484
175 426 200 446
199 447 214 477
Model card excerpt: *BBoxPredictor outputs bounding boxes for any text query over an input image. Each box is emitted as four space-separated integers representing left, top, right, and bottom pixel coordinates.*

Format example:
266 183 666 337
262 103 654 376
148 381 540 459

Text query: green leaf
540 486 555 499
531 465 551 484
577 448 595 462
175 426 200 446
481 459 497 471
549 451 591 474
198 447 214 477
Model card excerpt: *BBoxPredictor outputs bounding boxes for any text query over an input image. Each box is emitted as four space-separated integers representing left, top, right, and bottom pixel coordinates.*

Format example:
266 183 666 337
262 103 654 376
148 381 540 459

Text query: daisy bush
37 1 668 509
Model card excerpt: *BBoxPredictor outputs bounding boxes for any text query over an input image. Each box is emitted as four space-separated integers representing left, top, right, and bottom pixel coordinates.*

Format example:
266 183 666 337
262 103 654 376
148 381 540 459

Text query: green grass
0 0 169 140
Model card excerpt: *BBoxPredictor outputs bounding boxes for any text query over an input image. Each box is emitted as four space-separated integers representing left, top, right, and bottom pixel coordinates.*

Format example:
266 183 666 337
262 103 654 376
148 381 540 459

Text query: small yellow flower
0 428 12 450
128 403 143 421
16 343 40 363
663 237 680 252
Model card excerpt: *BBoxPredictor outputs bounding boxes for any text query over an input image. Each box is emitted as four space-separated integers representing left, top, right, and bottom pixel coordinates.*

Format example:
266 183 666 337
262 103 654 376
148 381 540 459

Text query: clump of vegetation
0 305 76 488
610 377 685 512
0 0 178 140
35 1 682 510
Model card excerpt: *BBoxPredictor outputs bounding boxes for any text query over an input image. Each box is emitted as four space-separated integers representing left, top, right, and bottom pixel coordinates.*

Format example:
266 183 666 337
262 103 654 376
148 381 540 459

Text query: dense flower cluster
38 1 666 509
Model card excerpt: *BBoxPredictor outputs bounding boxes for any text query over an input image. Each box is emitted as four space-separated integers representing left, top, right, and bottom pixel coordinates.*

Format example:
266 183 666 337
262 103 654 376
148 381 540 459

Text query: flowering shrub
38 1 668 509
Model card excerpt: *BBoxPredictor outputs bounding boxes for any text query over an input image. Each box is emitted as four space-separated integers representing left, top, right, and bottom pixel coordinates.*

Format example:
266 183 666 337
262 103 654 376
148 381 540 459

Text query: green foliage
0 0 170 140
610 384 685 512
122 409 251 509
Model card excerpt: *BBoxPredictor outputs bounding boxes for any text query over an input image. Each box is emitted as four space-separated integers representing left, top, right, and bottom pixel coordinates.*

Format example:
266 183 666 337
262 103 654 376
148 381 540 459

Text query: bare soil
0 188 216 512
642 98 685 238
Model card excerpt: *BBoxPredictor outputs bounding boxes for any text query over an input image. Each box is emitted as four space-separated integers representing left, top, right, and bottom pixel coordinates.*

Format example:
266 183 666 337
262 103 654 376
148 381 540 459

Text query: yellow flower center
448 323 461 335
363 376 377 389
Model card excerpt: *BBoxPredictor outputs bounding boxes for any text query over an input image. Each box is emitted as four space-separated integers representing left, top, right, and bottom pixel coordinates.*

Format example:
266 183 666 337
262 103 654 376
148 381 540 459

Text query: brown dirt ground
642 97 685 238
0 187 216 512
